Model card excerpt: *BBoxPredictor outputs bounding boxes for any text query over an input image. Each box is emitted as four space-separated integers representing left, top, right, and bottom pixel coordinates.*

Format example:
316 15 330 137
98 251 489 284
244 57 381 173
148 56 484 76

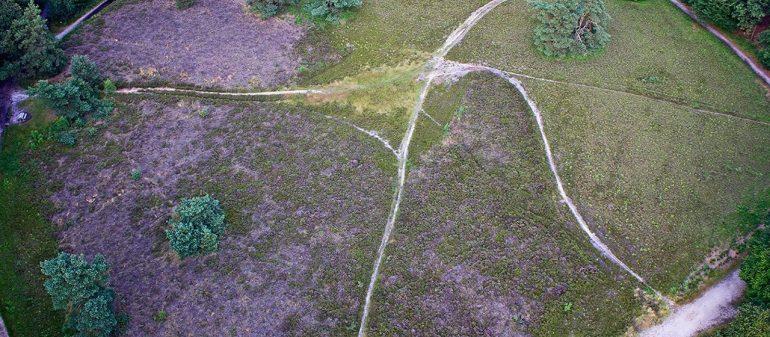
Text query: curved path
101 0 770 335
669 0 770 87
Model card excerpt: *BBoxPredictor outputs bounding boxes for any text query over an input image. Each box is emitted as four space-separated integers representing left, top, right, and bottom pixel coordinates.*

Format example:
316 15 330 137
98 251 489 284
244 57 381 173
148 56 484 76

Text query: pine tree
0 0 23 80
6 0 67 79
530 0 611 57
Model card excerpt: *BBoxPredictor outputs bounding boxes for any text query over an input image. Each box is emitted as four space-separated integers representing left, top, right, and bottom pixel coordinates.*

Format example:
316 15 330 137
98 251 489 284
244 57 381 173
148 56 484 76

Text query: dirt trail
669 0 770 87
356 1 510 336
641 270 745 337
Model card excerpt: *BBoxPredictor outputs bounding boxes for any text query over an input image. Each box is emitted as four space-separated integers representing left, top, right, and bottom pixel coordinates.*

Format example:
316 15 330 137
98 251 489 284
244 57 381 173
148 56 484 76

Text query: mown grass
522 77 770 292
448 0 770 121
0 101 63 337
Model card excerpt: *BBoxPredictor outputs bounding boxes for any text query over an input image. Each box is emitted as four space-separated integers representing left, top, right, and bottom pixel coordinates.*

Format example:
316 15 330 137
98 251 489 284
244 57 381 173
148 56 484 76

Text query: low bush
741 228 770 306
166 195 227 259
692 0 740 31
247 0 298 18
303 0 363 23
40 252 117 337
175 0 195 10
246 0 363 22
530 0 611 57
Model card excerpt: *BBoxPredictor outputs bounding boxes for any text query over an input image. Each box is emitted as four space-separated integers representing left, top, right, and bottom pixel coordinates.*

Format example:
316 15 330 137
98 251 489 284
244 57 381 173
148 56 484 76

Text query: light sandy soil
641 270 745 337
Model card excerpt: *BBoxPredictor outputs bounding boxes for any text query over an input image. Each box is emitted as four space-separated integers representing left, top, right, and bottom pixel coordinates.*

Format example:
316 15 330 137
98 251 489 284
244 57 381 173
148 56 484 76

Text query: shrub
741 228 770 306
693 0 740 30
29 77 104 121
166 195 227 258
732 0 769 31
29 55 112 121
40 252 117 337
70 55 103 88
175 0 195 10
3 0 66 79
760 49 770 68
758 30 770 47
530 0 611 57
303 0 363 23
247 0 298 18
103 79 117 94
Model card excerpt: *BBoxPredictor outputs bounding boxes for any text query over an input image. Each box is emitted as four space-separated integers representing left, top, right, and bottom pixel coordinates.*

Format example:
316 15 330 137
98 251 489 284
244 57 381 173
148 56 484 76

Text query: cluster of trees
529 0 612 57
687 0 769 33
40 253 117 337
28 55 114 146
166 195 228 259
1 0 67 82
247 0 363 23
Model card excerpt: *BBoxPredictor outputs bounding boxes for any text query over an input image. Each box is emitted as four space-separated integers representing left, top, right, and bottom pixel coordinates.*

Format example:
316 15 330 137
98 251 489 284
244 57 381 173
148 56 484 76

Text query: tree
303 0 363 22
692 0 769 32
166 195 227 258
40 252 117 337
4 1 66 79
247 0 298 18
0 0 22 81
70 55 103 88
29 55 113 121
530 0 611 57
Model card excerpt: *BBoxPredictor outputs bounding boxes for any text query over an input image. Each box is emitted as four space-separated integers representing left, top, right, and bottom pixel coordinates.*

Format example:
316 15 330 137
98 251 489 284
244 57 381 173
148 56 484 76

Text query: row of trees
1 0 67 82
247 0 363 23
687 0 769 33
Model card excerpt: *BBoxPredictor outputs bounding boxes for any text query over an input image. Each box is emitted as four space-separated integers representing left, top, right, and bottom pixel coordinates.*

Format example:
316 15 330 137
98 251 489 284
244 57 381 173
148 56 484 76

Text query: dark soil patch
65 0 308 89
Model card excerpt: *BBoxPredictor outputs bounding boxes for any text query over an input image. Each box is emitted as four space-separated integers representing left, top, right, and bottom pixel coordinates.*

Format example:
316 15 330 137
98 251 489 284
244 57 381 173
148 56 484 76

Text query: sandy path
669 0 770 87
641 270 745 337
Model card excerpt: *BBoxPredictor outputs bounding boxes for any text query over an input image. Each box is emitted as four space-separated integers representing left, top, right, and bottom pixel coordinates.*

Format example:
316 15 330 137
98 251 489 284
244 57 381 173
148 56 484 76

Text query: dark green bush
40 252 117 337
759 30 770 48
691 0 769 32
303 0 363 23
70 55 103 88
692 0 740 30
530 0 611 57
760 49 770 68
246 0 363 22
175 0 195 10
741 228 770 306
247 0 298 18
166 195 227 259
29 55 113 121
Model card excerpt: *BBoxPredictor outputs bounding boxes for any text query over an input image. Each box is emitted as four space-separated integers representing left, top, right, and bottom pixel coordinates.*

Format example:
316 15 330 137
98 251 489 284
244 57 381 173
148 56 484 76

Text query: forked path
78 0 767 335
356 0 658 335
